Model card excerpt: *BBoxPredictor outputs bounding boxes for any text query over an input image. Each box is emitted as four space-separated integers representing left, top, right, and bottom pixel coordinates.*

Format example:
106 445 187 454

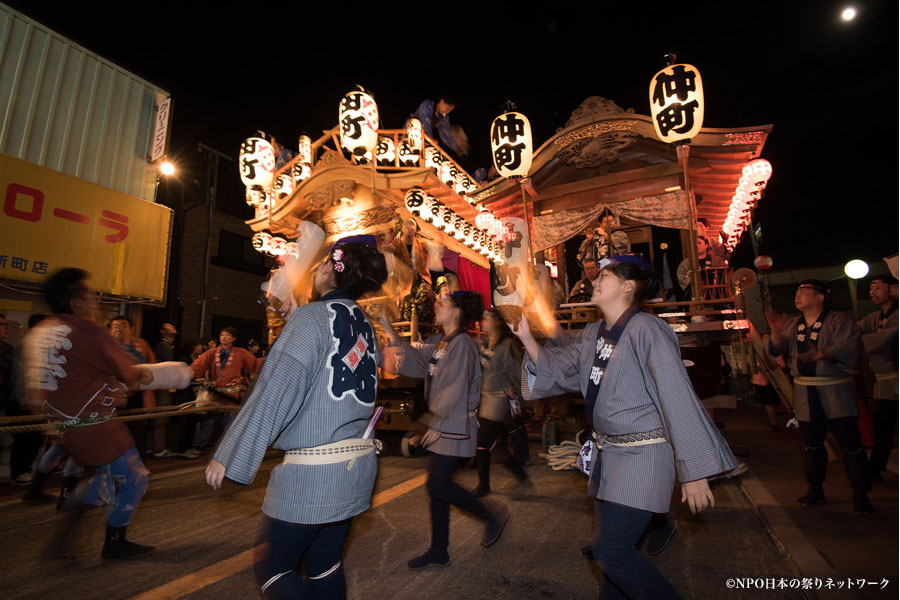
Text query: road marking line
130 472 428 600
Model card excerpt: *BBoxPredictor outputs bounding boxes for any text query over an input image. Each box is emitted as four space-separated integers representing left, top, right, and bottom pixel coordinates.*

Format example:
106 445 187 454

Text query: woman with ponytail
206 242 388 599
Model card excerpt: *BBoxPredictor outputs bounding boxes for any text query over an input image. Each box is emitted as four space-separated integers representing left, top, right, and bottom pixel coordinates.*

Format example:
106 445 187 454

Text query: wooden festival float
236 75 775 451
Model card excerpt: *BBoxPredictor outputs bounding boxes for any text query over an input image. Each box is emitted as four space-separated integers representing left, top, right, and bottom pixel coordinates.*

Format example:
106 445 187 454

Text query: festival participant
380 291 509 570
766 280 872 514
205 242 388 599
513 255 738 599
24 269 158 559
473 309 528 497
857 275 898 481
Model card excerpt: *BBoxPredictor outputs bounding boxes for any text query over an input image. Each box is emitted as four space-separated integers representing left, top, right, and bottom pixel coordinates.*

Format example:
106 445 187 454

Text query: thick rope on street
542 429 588 471
0 404 240 434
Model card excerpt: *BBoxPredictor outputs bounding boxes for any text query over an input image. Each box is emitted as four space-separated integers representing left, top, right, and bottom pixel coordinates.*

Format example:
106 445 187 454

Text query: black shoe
646 517 678 555
482 502 509 547
853 495 875 516
796 488 826 507
580 544 592 559
472 482 491 498
503 458 528 483
101 524 155 560
407 549 450 569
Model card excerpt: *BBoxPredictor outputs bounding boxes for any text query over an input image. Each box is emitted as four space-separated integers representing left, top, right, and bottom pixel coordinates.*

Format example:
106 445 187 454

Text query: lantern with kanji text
338 90 379 157
649 64 704 143
375 137 396 165
407 118 424 155
239 137 276 189
490 109 532 179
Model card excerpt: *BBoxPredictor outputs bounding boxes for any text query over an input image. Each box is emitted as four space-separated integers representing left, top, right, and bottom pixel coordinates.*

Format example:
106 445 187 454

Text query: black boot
101 524 155 560
502 457 528 483
473 449 491 497
797 445 827 507
843 449 875 516
22 470 55 504
56 477 80 512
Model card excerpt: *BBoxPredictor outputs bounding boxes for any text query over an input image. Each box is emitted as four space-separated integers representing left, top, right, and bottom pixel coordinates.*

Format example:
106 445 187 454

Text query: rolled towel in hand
135 362 193 390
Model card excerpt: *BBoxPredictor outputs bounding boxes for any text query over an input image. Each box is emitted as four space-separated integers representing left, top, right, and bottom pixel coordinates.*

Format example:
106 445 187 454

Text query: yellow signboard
0 154 172 302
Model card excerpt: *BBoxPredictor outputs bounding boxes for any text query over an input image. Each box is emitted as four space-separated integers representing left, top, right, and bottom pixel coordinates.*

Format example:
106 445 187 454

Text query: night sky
7 1 897 271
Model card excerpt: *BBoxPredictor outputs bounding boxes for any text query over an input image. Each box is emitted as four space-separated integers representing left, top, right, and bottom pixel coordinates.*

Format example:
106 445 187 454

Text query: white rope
543 430 587 471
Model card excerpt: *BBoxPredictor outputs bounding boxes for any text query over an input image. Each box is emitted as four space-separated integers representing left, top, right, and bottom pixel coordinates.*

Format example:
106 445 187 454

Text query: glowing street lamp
160 161 175 176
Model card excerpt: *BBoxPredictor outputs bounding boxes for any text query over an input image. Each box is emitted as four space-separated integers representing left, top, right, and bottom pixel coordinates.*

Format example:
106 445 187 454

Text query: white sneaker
153 449 177 458
181 448 202 459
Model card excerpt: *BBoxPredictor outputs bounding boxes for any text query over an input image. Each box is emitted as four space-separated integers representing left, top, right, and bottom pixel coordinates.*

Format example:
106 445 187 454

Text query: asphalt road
1 443 803 600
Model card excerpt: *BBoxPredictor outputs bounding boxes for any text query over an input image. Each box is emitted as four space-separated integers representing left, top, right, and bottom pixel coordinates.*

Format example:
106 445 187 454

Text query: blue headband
598 255 653 272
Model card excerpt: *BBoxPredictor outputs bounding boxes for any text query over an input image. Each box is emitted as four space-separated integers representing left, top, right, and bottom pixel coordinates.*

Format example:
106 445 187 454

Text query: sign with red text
149 96 172 162
1 154 172 301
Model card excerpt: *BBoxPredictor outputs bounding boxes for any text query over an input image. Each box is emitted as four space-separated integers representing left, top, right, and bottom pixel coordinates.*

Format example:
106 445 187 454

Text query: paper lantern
398 141 419 166
375 137 396 165
489 218 504 239
269 236 288 256
440 162 458 186
425 146 443 172
475 208 494 231
649 63 704 143
298 135 312 166
754 255 773 271
404 187 428 218
292 163 311 185
274 173 293 200
251 231 272 254
338 90 379 156
239 137 276 189
742 159 772 190
461 222 475 247
285 241 299 257
426 201 444 225
490 110 533 179
407 118 424 154
455 172 473 196
440 209 455 233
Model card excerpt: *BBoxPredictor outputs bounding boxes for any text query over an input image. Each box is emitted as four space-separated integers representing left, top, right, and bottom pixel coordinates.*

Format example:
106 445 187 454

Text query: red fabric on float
457 258 492 309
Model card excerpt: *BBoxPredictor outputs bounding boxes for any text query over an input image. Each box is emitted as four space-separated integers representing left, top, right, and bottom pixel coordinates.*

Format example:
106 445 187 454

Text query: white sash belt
283 438 382 470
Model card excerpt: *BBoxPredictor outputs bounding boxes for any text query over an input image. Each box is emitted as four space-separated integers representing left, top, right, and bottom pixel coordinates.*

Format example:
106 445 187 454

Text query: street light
841 7 856 21
160 161 175 176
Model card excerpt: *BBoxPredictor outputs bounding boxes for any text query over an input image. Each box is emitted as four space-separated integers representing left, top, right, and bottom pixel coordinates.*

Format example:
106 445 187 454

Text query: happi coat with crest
766 311 860 421
213 291 380 524
523 309 737 513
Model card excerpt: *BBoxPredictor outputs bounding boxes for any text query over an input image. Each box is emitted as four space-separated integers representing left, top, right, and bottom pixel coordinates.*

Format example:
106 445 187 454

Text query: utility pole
196 143 232 339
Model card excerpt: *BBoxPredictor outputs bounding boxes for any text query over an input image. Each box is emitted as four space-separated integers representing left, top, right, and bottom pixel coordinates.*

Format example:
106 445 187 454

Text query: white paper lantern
269 236 288 256
251 231 272 254
490 111 533 179
298 135 312 165
274 173 293 200
375 137 396 165
425 146 443 172
338 90 379 156
404 187 428 218
649 63 704 143
239 137 276 189
398 141 419 166
439 209 454 233
292 163 311 185
742 158 772 190
407 118 424 155
426 201 444 225
440 162 457 186
475 208 494 231
286 241 299 257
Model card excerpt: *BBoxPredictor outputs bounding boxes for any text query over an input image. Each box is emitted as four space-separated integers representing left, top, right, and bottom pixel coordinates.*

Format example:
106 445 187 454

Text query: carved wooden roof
472 97 772 235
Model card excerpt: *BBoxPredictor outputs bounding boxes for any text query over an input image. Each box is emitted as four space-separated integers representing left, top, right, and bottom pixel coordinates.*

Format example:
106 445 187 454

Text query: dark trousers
476 417 529 462
799 416 863 453
124 395 147 458
253 515 352 600
591 500 681 600
870 399 898 473
426 452 490 552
